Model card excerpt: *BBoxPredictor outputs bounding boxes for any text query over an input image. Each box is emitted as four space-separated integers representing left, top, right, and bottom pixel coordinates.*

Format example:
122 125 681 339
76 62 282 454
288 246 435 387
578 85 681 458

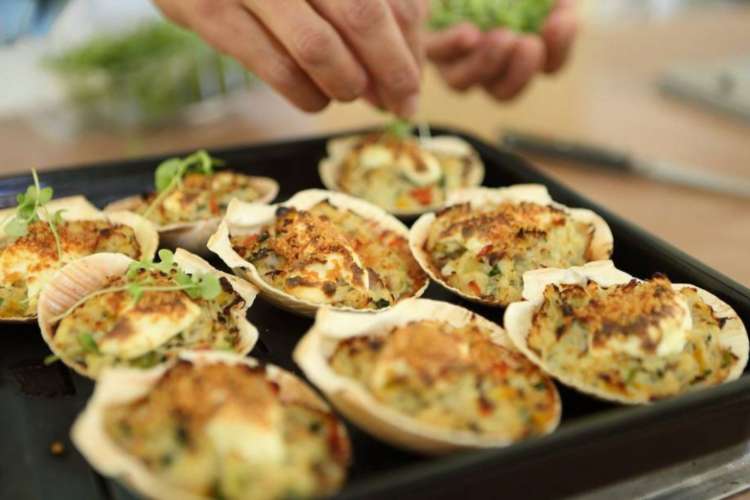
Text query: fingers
310 0 421 117
244 0 369 103
386 0 428 67
162 0 330 112
542 3 578 73
484 35 545 100
436 29 515 91
425 22 482 62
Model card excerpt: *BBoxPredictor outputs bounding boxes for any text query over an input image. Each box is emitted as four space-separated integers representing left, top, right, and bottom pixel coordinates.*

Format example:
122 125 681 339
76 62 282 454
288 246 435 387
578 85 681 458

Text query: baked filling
528 275 739 401
330 319 558 439
50 269 244 376
134 172 262 226
0 220 141 318
103 360 350 500
424 201 593 304
337 133 475 212
231 200 426 309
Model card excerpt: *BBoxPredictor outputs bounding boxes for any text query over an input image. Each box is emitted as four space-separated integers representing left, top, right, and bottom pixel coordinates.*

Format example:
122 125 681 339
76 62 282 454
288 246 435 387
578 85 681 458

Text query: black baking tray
1 127 749 500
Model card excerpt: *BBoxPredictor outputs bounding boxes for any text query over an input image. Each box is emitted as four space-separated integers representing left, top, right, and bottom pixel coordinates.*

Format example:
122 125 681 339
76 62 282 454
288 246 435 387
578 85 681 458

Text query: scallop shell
503 260 749 404
294 298 562 455
105 175 278 254
0 196 158 323
207 189 429 317
37 249 259 378
319 134 485 217
409 184 614 307
71 351 349 500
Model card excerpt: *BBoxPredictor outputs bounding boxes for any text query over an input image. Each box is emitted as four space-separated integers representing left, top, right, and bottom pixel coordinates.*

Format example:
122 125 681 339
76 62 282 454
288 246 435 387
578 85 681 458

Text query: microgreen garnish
385 119 413 139
488 265 501 278
2 169 64 259
43 353 61 366
50 249 223 324
77 333 100 354
144 150 225 218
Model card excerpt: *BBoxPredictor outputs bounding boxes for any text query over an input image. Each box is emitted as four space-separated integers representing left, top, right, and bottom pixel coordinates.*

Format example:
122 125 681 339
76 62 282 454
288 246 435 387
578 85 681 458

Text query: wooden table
1 3 749 288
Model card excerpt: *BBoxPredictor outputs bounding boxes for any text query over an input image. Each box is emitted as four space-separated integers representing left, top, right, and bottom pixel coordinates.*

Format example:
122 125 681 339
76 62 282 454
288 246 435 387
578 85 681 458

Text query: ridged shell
71 351 349 500
294 298 562 455
37 249 259 378
207 189 429 317
503 260 749 404
319 134 485 218
409 184 614 307
0 196 158 323
104 175 279 255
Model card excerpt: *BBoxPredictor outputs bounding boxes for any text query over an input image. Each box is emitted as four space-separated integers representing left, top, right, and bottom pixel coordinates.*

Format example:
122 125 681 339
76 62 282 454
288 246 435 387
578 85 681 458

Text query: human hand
424 0 577 100
153 0 428 116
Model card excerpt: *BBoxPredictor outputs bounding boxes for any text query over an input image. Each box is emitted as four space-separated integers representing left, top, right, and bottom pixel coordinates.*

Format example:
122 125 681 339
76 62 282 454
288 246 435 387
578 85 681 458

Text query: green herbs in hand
429 0 555 33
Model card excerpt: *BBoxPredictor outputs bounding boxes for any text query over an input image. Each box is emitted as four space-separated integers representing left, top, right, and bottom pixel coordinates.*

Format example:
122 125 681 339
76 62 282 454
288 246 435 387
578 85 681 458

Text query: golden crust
504 262 749 405
295 298 562 454
72 352 350 500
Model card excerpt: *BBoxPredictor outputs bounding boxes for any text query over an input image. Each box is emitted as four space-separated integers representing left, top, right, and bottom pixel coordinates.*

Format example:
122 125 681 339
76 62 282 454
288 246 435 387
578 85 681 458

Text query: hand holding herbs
2 170 64 259
425 0 577 100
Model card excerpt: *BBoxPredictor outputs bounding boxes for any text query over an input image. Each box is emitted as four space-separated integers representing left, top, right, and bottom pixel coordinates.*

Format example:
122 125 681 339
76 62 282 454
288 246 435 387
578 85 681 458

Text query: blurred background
0 0 748 286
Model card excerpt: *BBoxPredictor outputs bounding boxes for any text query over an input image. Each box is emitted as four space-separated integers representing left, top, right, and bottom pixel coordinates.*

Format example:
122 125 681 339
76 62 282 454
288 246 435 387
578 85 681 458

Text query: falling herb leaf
385 119 413 139
43 354 61 365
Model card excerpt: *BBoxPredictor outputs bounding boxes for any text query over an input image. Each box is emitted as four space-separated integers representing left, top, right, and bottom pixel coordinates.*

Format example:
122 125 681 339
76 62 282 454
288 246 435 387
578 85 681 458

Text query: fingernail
399 94 420 118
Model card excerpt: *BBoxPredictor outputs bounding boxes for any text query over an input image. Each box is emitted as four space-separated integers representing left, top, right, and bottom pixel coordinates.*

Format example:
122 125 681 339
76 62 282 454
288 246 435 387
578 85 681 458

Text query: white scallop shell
37 249 259 378
408 184 614 307
71 351 349 500
294 298 562 455
207 189 429 317
503 260 749 404
105 175 278 255
319 134 485 217
0 196 158 323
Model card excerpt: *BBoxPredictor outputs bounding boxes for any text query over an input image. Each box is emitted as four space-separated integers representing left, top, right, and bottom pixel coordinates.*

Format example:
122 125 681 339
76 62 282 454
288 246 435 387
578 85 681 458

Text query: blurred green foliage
429 0 555 33
45 22 252 126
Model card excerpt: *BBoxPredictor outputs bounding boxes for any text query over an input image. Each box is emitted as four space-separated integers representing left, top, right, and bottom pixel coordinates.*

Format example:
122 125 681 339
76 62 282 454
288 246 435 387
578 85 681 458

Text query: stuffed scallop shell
106 170 278 254
294 298 561 455
72 351 351 500
504 260 749 404
409 185 613 307
0 196 158 322
38 249 258 378
208 189 429 317
319 132 484 217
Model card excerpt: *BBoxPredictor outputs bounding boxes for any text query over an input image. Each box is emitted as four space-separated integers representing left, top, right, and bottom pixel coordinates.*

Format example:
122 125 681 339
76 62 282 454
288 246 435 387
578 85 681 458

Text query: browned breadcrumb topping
103 360 350 499
527 275 740 401
330 320 558 439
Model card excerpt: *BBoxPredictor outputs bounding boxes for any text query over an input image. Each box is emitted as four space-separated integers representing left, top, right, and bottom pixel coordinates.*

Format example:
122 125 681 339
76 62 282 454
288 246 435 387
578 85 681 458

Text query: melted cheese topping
103 361 350 500
51 270 245 377
337 133 476 212
424 201 593 305
330 320 558 439
528 276 739 401
134 171 262 226
231 201 427 310
0 220 141 318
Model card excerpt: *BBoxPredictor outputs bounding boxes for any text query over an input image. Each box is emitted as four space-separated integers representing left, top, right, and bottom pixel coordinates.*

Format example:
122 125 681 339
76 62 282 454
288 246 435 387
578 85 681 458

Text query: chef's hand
153 0 427 116
424 0 577 100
